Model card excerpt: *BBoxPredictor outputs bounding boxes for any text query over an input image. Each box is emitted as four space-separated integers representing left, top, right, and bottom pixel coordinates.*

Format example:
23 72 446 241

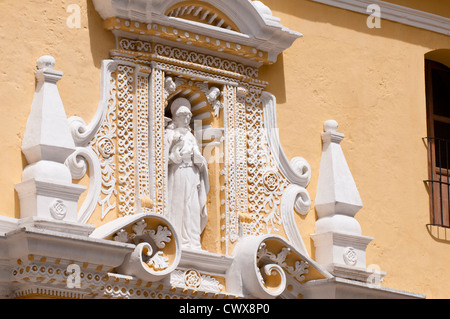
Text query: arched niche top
426 49 450 68
164 82 216 127
92 0 302 65
165 1 241 33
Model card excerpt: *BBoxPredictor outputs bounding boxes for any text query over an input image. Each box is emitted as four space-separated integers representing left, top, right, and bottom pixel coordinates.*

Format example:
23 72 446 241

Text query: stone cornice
312 0 450 36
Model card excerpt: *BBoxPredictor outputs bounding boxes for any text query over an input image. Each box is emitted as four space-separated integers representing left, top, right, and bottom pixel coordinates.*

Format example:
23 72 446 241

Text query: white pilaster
311 120 384 283
15 56 86 224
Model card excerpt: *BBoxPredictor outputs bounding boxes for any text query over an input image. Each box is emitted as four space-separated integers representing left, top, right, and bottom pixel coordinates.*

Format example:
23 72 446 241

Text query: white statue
166 97 209 250
206 86 223 118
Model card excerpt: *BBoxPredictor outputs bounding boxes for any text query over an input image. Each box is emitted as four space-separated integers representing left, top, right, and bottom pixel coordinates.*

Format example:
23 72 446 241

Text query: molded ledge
299 277 426 299
312 0 450 36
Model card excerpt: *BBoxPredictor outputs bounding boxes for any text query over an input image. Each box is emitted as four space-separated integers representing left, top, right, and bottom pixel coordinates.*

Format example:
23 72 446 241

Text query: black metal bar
438 139 444 226
430 138 436 225
425 180 450 187
424 137 450 227
447 139 450 227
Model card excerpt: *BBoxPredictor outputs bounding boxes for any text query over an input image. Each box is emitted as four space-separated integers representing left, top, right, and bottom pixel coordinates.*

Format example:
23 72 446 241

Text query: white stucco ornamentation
257 243 310 282
170 269 224 293
49 199 68 220
261 92 312 256
67 60 118 223
228 235 331 299
343 247 358 266
1 0 423 300
79 0 320 291
15 56 86 223
311 120 385 283
91 213 181 282
92 0 302 65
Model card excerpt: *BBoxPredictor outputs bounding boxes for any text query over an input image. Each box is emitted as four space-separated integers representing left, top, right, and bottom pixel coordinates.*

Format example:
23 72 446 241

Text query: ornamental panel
68 4 312 257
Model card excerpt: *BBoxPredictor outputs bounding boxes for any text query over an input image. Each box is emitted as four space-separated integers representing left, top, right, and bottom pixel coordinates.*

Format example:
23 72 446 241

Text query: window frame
425 59 450 227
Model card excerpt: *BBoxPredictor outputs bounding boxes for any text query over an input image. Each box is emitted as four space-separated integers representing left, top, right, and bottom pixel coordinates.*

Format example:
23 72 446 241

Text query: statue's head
170 97 192 128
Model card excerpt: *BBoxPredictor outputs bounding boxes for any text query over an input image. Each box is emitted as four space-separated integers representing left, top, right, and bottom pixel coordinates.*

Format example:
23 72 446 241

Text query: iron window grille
424 137 450 228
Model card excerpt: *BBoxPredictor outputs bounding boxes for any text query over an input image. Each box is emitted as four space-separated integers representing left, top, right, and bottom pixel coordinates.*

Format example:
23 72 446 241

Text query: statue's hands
169 134 185 164
179 150 192 162
173 133 182 143
169 148 183 164
193 149 206 167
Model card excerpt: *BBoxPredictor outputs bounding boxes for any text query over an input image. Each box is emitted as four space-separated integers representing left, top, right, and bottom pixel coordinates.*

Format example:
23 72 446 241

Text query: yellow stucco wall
0 0 450 298
259 0 450 298
0 0 115 219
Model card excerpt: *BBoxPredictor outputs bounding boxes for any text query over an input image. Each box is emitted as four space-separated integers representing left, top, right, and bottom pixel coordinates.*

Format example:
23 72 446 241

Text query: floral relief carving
343 247 358 266
115 219 172 247
114 219 173 271
92 72 118 220
148 225 173 249
257 242 309 283
49 199 67 220
184 269 202 288
245 85 288 236
263 170 280 192
97 136 115 159
147 251 169 271
170 269 223 293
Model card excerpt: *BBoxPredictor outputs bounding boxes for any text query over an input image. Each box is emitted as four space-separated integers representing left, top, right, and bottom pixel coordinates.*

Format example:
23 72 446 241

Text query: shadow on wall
259 53 287 104
426 49 450 67
427 225 450 243
87 0 116 69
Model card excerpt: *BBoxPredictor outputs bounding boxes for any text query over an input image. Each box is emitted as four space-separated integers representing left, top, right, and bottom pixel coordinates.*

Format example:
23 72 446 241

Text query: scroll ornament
90 214 181 282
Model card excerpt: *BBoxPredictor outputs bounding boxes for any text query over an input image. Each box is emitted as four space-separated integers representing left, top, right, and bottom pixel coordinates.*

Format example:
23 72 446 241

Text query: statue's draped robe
166 127 209 250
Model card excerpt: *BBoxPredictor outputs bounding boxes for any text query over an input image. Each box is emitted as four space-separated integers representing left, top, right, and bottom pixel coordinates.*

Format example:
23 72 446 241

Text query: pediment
92 0 302 65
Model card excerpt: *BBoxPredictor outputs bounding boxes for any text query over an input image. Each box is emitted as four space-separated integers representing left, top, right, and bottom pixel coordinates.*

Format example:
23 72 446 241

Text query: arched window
425 50 450 227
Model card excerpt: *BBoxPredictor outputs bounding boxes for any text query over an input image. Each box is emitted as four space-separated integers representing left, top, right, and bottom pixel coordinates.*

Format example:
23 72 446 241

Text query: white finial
15 55 86 223
324 119 338 133
36 55 56 71
312 120 377 283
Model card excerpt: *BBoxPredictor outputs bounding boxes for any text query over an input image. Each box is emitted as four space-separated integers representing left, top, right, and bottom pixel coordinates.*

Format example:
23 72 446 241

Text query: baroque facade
0 0 449 299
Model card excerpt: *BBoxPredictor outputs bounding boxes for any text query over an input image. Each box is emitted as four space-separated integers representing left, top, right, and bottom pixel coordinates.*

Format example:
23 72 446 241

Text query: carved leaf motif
147 251 169 271
132 219 147 236
147 225 172 249
272 247 291 265
199 275 223 292
114 229 129 243
257 242 309 283
257 243 269 260
287 260 309 282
